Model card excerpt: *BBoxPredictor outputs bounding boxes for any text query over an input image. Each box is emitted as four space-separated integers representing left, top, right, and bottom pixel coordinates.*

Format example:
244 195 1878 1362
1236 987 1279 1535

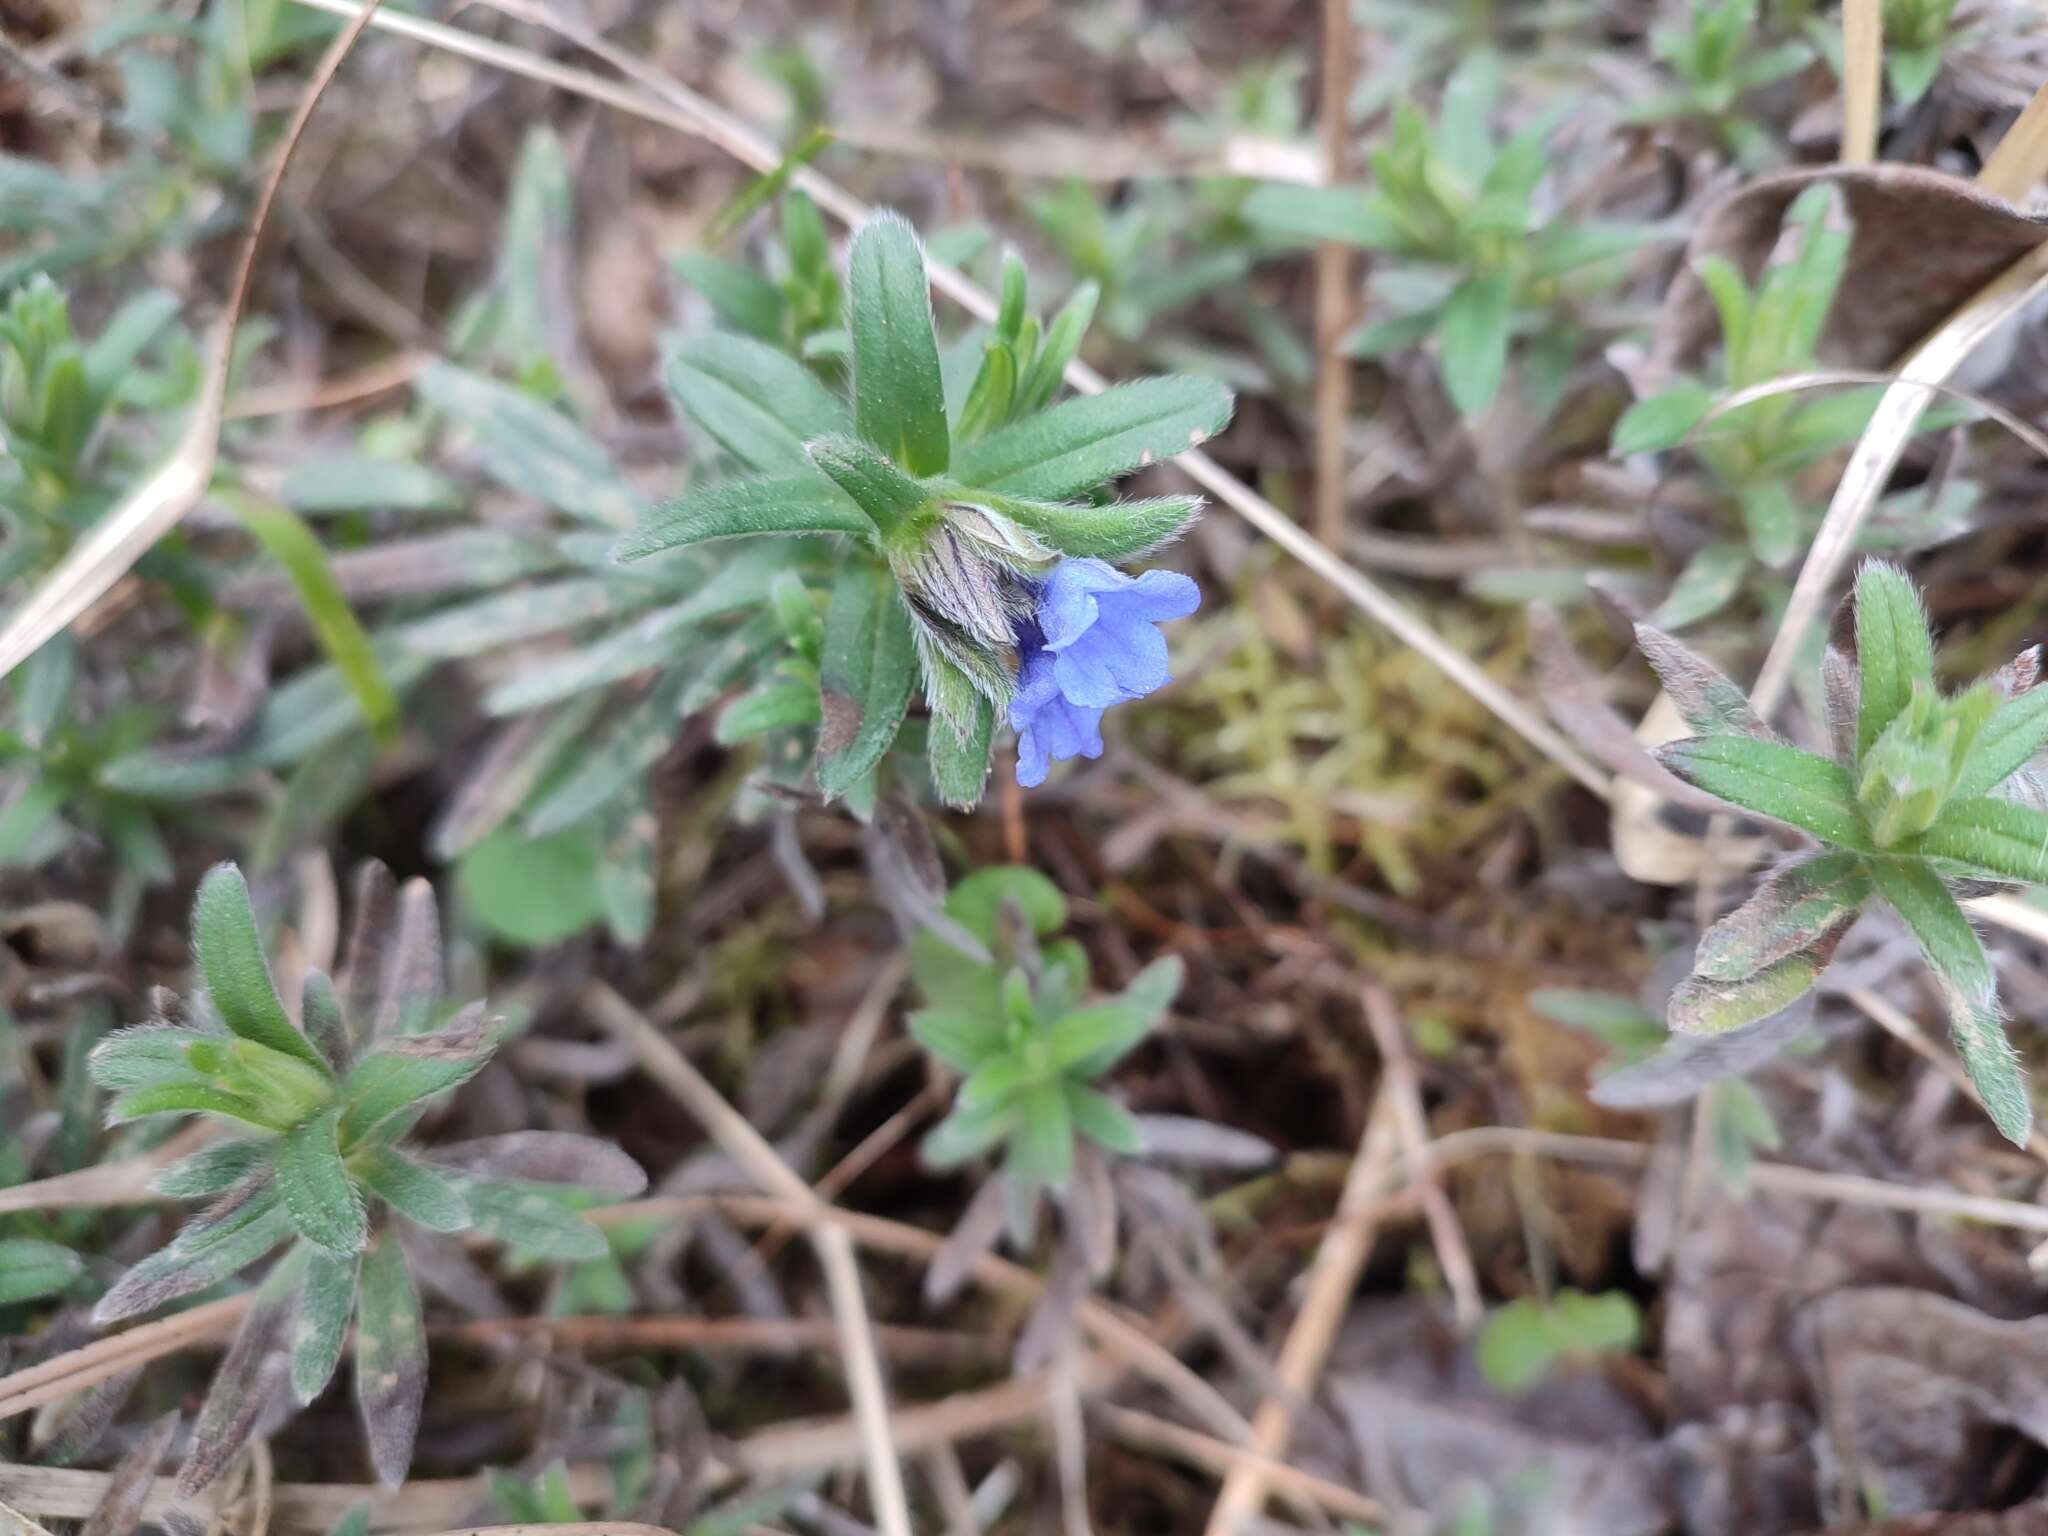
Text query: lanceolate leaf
927 691 996 810
1909 797 2048 886
665 333 852 473
179 1267 297 1497
1866 855 2028 1143
1953 686 2048 800
962 491 1202 562
275 1107 368 1257
1667 949 1827 1036
1437 270 1513 417
456 1180 608 1261
95 1180 293 1323
338 1005 498 1145
153 1137 269 1198
815 562 918 799
193 865 332 1078
1692 850 1871 982
1658 737 1872 850
613 476 871 561
290 1250 359 1404
849 212 951 476
1634 624 1774 741
807 434 934 536
355 1146 471 1233
0 1237 83 1305
1854 561 1936 763
355 1235 427 1488
952 376 1233 501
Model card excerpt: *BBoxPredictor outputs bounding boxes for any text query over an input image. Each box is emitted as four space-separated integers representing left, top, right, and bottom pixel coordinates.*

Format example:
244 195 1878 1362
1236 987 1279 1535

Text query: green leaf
458 1179 608 1261
1692 850 1870 982
1119 954 1183 1025
89 1023 213 1090
1047 1003 1153 1078
952 376 1234 501
1667 950 1824 1035
1865 855 2029 1143
1886 44 1945 107
1649 541 1748 630
229 493 398 745
959 490 1201 562
671 252 784 340
613 475 870 560
107 1081 284 1130
1910 797 2048 885
338 1008 498 1145
1709 1076 1780 1194
807 434 933 536
355 1235 427 1487
908 1006 1007 1073
1657 737 1872 849
921 1100 1017 1168
1953 687 2048 800
708 125 833 240
927 691 995 810
417 362 640 528
1064 1082 1142 1154
1011 1081 1073 1191
1529 989 1664 1055
665 333 853 473
281 456 461 517
1240 183 1398 247
1017 281 1098 414
848 212 951 475
290 1249 359 1403
815 562 918 797
95 1183 293 1323
276 1107 368 1256
716 679 822 745
955 341 1018 443
355 1145 472 1233
1738 480 1803 569
192 865 333 1078
0 1237 83 1305
1477 1290 1640 1395
456 825 607 948
1611 380 1714 455
154 1137 270 1198
1634 624 1774 740
1437 271 1513 418
1854 562 1937 763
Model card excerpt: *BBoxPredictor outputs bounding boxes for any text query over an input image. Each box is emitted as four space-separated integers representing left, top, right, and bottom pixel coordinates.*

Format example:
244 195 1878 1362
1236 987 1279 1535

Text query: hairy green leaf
193 865 333 1079
665 332 853 473
1910 797 2048 886
290 1249 359 1404
1692 850 1870 982
1658 737 1871 849
1667 951 1824 1036
807 434 933 536
355 1145 472 1233
952 376 1233 501
961 490 1201 562
927 690 996 810
1866 855 2029 1143
355 1235 427 1487
1437 270 1513 417
614 476 870 560
848 212 951 476
1854 561 1937 763
815 561 917 798
276 1107 368 1256
1953 686 2048 800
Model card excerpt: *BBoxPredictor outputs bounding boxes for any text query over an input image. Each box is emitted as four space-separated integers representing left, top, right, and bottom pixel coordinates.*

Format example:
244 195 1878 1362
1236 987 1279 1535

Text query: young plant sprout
1647 562 2048 1143
616 211 1231 806
86 863 645 1493
907 867 1181 1241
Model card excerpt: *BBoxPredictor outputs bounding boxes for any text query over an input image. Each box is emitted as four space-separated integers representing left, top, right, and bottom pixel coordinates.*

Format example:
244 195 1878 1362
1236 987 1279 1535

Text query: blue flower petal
1009 557 1197 787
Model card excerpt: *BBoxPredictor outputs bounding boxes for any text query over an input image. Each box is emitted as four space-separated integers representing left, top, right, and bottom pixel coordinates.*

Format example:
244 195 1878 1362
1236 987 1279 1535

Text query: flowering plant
617 212 1230 809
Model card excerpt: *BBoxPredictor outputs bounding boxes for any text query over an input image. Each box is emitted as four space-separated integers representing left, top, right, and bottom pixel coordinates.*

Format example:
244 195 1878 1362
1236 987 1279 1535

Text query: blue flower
1009 558 1201 787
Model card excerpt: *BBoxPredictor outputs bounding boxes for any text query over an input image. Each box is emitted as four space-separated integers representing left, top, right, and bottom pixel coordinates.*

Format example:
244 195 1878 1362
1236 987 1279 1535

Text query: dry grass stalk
1840 0 1883 165
1201 1089 1402 1535
582 982 914 1536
